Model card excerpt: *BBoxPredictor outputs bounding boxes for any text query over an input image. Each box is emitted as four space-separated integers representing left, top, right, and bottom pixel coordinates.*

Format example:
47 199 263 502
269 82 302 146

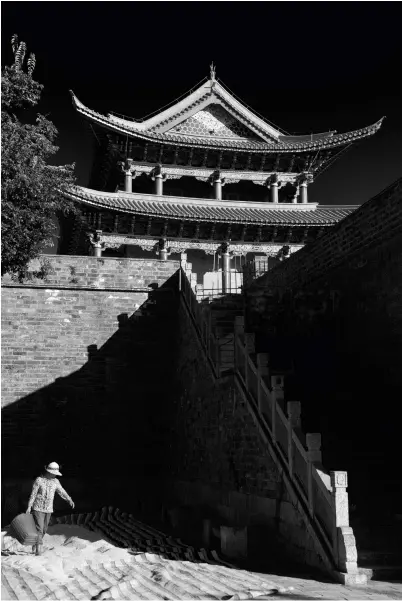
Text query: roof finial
210 61 216 81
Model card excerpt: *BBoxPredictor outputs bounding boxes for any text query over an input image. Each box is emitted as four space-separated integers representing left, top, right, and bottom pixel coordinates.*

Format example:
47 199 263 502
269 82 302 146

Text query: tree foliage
1 35 77 279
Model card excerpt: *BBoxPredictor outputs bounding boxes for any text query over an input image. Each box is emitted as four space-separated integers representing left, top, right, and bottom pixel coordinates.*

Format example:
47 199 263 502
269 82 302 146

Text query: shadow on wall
1 275 181 527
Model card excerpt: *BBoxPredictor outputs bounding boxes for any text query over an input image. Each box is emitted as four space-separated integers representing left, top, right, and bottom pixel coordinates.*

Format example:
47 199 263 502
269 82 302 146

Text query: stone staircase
179 269 402 584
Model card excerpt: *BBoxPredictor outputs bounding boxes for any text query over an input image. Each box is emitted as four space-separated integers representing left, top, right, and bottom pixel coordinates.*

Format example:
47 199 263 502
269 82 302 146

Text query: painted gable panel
168 104 261 140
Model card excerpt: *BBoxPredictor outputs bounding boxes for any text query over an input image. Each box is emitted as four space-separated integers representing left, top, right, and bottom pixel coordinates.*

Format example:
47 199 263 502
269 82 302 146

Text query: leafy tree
1 34 77 279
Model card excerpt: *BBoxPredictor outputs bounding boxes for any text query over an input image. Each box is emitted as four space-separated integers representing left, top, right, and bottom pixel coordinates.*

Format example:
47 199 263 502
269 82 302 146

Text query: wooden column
300 181 308 203
211 170 225 201
152 164 166 195
120 159 136 193
221 243 231 293
298 174 311 203
269 174 280 203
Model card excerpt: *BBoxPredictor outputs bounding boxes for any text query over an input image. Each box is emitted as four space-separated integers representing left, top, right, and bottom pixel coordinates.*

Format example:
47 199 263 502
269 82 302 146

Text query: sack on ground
10 513 38 546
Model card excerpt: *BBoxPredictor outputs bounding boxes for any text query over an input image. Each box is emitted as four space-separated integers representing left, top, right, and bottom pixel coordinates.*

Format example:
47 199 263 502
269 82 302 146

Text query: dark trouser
32 510 51 544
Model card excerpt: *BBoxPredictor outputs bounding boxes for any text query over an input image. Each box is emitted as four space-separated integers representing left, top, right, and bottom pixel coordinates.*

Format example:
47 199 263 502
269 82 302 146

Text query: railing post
244 333 255 388
330 470 349 530
330 471 359 575
271 375 284 406
270 375 284 444
306 433 322 516
287 401 301 476
215 334 221 376
257 353 269 413
207 308 212 356
234 316 244 371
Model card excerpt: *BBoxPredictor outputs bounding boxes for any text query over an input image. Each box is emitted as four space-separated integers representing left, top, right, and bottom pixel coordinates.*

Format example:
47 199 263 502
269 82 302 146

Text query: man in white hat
27 462 75 555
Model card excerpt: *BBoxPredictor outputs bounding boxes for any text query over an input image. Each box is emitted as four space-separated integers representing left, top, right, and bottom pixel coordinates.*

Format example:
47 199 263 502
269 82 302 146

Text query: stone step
359 565 402 581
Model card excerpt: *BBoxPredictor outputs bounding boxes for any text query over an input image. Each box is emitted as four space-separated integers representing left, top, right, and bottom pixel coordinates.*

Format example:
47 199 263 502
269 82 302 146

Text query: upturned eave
64 185 358 227
70 91 384 154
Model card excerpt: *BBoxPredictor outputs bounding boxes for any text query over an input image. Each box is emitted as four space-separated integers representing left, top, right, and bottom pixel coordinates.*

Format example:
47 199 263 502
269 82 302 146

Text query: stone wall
246 178 402 518
1 254 179 290
168 299 325 569
253 177 402 292
1 256 180 407
1 255 180 523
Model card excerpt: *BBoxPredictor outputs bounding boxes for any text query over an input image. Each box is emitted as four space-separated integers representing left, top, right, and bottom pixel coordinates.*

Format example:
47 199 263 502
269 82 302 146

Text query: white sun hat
45 462 62 476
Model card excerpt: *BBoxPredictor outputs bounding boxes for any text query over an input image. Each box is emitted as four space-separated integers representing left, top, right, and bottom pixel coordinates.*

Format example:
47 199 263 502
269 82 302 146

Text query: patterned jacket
28 476 73 513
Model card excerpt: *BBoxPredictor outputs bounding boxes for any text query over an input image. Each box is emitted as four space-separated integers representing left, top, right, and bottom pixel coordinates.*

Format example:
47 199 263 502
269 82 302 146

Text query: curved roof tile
64 186 358 227
71 91 383 154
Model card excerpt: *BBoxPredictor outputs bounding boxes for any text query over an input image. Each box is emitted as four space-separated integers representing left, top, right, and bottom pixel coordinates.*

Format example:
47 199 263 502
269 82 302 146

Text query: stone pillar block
271 375 284 403
234 316 245 336
257 353 270 377
330 471 349 527
244 333 255 354
220 525 248 559
257 353 270 413
287 401 301 429
180 253 188 269
306 433 322 464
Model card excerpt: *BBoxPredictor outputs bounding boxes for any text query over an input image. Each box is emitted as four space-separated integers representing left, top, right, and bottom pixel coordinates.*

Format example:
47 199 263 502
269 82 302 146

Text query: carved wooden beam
96 213 102 230
143 143 149 162
130 215 136 234
301 227 309 243
287 155 295 172
113 214 119 233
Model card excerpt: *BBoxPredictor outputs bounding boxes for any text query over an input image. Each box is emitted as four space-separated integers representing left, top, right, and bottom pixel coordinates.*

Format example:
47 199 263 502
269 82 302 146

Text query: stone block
248 495 277 522
220 525 248 559
279 500 303 527
279 522 307 549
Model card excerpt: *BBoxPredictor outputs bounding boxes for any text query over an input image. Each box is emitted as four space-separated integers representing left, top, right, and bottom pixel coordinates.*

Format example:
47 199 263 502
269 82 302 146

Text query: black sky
2 1 402 205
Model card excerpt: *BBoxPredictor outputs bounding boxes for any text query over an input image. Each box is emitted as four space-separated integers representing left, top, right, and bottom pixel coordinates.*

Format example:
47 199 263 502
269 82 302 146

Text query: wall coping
37 254 180 264
1 284 157 293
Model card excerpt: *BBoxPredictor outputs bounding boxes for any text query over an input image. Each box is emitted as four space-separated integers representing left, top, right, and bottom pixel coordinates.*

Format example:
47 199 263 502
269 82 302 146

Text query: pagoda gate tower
66 66 383 290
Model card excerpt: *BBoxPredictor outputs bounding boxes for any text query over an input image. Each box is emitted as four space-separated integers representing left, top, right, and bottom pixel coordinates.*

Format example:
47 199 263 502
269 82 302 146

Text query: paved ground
2 508 402 600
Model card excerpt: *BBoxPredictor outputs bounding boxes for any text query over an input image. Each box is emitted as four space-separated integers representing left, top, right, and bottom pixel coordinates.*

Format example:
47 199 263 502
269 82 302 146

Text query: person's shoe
35 544 43 556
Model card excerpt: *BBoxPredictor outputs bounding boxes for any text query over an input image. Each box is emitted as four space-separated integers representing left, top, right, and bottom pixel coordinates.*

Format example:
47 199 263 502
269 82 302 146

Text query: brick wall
167 299 323 567
1 256 179 407
253 177 402 292
1 255 180 523
245 178 402 519
1 254 179 290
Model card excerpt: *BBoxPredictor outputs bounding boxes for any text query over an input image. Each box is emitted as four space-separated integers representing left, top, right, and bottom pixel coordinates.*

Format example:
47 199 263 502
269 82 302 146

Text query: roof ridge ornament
210 61 216 82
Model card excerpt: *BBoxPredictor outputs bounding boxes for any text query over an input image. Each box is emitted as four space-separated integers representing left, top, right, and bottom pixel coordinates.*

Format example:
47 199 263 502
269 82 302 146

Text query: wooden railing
179 267 359 578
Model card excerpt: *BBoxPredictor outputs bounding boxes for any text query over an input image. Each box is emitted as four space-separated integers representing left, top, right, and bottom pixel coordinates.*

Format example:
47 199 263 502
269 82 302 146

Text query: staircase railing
178 267 361 582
